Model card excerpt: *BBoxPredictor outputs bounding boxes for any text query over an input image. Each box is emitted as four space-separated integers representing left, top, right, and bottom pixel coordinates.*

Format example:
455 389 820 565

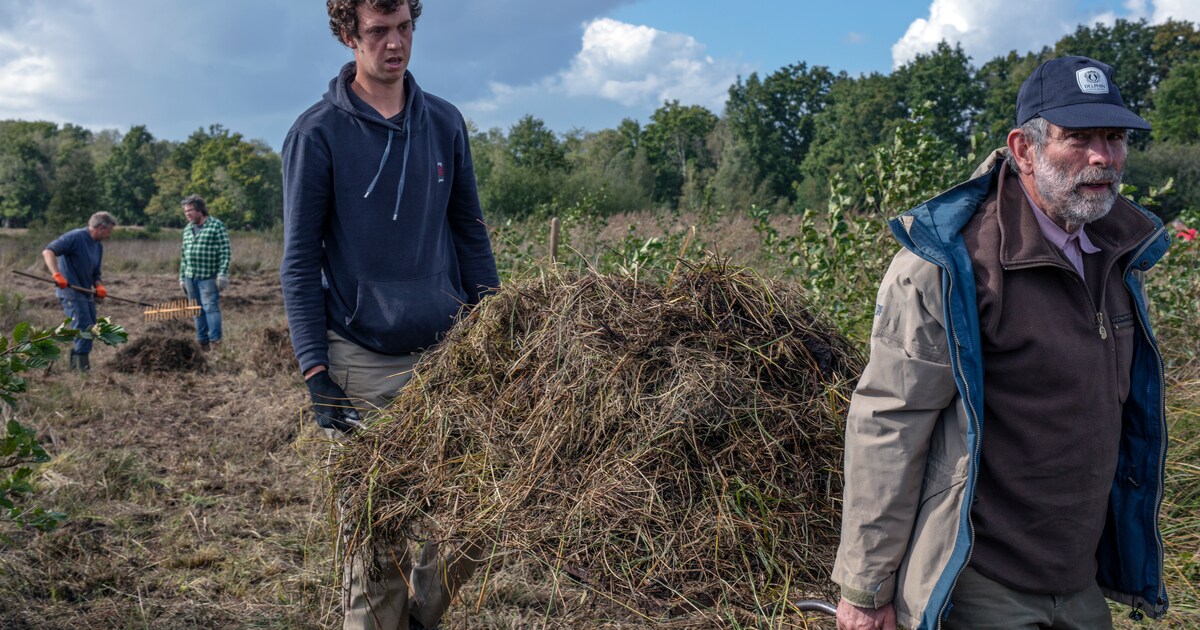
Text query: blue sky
1 0 1197 151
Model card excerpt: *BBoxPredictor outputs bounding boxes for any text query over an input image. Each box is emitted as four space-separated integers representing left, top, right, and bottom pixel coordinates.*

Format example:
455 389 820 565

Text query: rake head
143 299 202 322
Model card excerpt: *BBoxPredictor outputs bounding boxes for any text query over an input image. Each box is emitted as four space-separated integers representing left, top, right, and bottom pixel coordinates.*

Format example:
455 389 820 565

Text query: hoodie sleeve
447 114 499 303
281 128 334 374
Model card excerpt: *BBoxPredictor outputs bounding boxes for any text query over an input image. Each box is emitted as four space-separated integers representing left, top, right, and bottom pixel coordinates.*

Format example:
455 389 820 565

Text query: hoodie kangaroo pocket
346 272 464 353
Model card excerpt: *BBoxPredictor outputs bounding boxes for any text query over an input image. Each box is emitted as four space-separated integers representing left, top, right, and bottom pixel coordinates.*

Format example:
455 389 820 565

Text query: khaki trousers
327 331 482 630
943 565 1113 630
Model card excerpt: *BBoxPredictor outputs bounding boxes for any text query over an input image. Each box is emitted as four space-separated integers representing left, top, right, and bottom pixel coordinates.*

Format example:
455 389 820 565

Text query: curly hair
327 0 422 45
181 194 208 216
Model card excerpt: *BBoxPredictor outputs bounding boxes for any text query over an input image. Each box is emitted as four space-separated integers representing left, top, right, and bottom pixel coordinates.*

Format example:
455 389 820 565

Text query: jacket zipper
934 268 981 630
1122 228 1169 613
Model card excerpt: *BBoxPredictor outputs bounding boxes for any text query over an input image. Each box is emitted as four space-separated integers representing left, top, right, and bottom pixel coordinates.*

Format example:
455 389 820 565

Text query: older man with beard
833 56 1172 630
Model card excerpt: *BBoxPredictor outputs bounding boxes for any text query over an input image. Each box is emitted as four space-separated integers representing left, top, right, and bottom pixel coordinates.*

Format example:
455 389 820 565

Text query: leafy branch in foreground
1 317 127 536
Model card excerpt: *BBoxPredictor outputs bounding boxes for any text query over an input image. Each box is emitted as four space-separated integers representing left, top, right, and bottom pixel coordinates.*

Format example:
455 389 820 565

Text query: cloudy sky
2 0 1197 150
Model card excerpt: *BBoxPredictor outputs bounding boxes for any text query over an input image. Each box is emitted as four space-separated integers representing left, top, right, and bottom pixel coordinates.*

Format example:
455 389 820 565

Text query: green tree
144 125 282 229
189 127 283 229
1148 58 1200 144
725 62 840 200
43 126 100 230
1125 142 1200 220
478 116 571 218
1149 19 1200 75
801 72 907 207
505 115 566 172
709 124 775 212
0 121 56 228
98 125 162 225
641 100 719 206
145 127 212 225
561 127 653 215
893 42 983 152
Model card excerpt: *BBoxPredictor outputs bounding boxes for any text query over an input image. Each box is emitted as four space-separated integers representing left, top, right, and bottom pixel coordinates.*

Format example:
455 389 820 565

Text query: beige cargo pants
326 331 483 630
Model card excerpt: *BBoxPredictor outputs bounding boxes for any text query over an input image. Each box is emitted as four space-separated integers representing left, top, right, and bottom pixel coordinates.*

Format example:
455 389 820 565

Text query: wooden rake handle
11 269 154 307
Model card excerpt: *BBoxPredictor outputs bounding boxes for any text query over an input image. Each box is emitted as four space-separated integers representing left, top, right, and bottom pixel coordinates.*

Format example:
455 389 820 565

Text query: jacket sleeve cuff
839 583 887 609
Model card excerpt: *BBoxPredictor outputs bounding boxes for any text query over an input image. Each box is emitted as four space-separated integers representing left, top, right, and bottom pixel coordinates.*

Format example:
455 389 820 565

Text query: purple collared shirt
1019 182 1101 280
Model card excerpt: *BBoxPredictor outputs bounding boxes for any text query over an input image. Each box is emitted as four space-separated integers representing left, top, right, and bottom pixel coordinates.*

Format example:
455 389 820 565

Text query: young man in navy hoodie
281 1 499 627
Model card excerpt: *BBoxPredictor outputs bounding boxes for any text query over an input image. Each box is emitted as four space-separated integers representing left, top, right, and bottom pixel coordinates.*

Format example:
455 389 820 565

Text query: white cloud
1149 0 1200 23
466 18 745 130
891 0 1090 68
891 0 1199 69
0 38 61 112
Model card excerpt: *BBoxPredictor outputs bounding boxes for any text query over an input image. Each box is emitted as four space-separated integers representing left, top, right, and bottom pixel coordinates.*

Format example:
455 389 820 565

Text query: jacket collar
995 161 1158 268
893 151 1167 273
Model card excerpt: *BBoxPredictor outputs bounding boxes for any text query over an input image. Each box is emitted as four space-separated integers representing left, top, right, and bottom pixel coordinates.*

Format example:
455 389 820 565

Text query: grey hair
1009 116 1134 175
181 194 208 216
88 211 117 229
1008 117 1050 175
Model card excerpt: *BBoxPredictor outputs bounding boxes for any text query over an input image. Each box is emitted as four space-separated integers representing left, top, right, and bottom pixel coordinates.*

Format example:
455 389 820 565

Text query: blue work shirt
46 228 103 300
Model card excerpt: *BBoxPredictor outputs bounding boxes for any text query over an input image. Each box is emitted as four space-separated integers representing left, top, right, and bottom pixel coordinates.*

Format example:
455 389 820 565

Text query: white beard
1032 152 1122 228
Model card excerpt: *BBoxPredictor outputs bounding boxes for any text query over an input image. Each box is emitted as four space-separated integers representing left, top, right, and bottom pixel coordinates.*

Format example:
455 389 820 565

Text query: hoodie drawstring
364 129 392 200
362 120 412 221
393 126 411 221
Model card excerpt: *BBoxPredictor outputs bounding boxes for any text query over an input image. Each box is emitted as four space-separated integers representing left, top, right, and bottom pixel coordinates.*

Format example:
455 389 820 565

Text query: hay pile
332 260 863 618
111 321 206 373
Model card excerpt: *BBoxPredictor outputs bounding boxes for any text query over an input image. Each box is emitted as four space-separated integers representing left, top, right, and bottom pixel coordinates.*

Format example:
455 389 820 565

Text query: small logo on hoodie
437 162 445 183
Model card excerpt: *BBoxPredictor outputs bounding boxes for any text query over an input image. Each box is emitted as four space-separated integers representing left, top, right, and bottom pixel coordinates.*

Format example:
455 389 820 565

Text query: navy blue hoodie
281 63 499 374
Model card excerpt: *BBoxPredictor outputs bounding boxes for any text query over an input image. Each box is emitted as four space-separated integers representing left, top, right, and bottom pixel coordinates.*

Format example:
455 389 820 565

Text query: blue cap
1016 56 1150 130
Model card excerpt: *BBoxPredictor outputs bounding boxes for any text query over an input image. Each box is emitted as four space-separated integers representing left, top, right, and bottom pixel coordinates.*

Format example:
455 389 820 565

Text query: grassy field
0 214 1196 629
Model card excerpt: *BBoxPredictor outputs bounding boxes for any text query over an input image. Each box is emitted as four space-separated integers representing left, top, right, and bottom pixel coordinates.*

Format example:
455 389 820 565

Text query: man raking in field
41 211 117 372
835 56 1171 629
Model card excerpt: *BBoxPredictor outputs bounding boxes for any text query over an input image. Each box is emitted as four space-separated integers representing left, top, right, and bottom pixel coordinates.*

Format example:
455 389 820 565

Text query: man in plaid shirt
179 194 231 350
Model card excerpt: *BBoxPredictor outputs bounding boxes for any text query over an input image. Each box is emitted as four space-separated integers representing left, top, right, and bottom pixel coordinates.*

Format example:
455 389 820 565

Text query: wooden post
550 217 561 263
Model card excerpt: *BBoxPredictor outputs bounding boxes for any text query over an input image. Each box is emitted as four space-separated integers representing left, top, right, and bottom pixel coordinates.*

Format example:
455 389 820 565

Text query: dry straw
330 257 864 620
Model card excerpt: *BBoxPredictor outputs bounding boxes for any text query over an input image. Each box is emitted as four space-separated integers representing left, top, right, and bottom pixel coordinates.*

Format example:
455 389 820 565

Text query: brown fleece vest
963 165 1156 594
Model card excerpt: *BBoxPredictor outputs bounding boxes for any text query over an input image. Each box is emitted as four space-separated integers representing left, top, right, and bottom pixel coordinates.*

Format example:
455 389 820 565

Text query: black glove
305 370 363 434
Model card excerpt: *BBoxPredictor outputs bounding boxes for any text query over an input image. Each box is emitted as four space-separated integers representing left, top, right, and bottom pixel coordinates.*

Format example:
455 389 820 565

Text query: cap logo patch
1076 67 1109 94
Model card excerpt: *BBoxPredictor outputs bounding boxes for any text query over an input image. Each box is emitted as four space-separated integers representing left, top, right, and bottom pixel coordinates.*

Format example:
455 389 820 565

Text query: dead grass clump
111 335 206 373
332 258 864 620
245 326 298 374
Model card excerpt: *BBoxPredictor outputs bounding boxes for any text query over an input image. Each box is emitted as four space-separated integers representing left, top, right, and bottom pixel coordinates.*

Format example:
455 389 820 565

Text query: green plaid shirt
180 216 231 279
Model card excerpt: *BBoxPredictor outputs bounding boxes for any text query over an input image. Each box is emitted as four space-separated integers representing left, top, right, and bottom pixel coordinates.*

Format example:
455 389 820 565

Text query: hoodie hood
324 61 425 219
324 61 425 132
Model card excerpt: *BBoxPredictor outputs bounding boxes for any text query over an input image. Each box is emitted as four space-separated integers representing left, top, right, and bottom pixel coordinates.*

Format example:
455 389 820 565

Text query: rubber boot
70 351 91 372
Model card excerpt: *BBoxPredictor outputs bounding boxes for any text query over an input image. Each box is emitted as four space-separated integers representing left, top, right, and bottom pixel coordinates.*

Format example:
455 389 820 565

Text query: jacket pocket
894 460 967 627
346 270 465 354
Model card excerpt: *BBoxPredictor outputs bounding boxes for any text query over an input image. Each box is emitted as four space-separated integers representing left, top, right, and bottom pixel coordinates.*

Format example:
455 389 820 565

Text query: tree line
472 18 1200 221
0 124 281 230
2 18 1198 231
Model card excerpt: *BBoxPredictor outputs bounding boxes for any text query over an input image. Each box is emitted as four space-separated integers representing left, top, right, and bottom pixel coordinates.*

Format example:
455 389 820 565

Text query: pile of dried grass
111 326 206 373
332 259 863 619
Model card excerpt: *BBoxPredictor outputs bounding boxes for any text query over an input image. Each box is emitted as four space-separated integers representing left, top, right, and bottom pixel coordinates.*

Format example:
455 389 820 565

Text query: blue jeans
59 295 97 354
183 277 222 343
